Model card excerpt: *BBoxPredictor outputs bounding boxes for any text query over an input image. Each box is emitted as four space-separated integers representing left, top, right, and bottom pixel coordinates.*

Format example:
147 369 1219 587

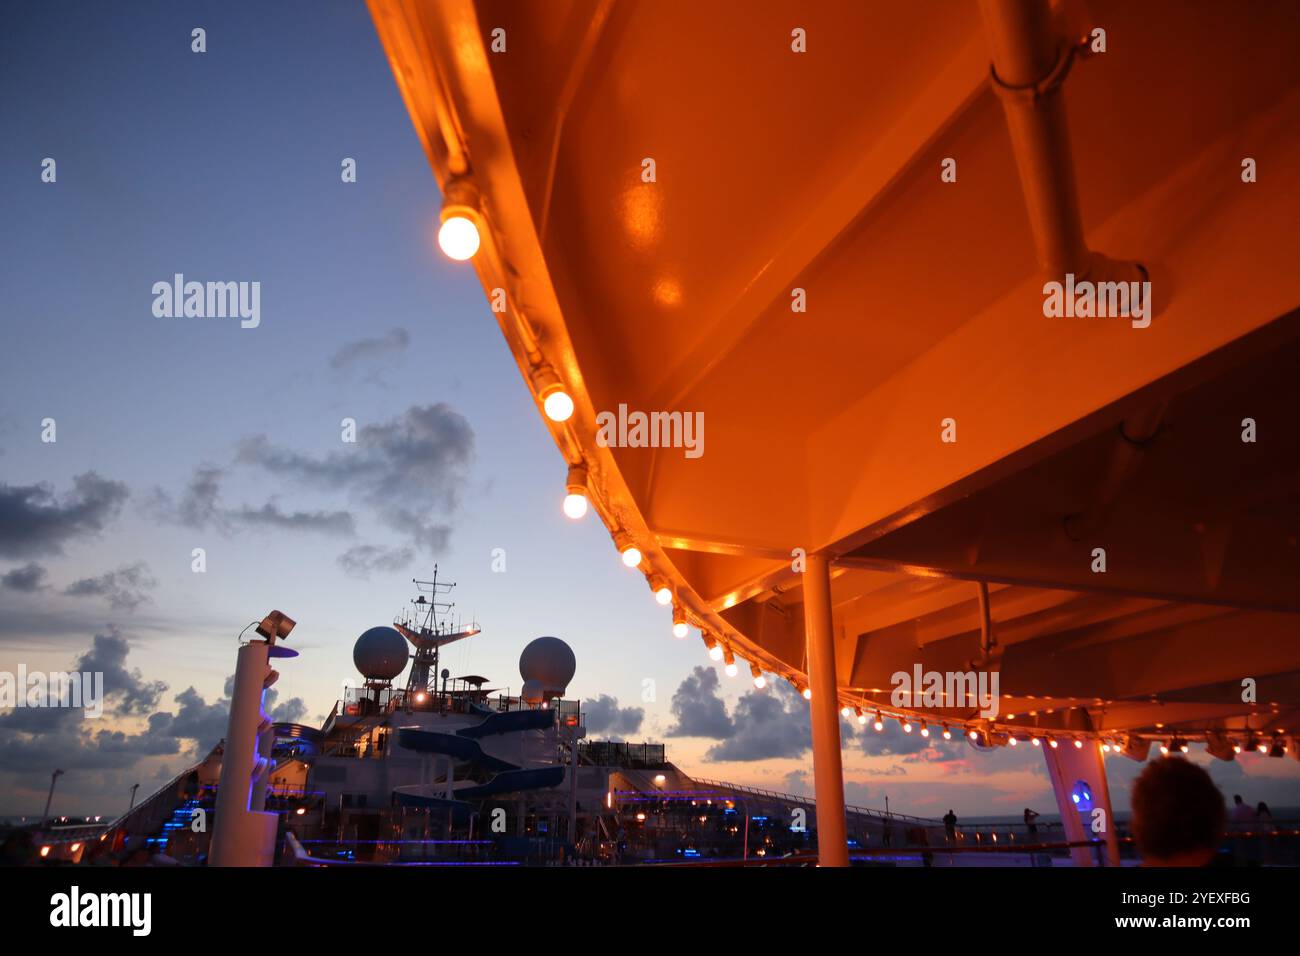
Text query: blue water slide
395 728 517 774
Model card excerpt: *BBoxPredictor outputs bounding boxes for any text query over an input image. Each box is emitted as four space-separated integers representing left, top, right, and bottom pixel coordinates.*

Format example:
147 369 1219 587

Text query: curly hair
1130 756 1226 863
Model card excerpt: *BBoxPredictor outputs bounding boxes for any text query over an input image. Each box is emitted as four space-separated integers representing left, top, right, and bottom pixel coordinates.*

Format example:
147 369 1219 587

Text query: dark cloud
1 562 48 592
330 327 410 371
582 694 645 736
74 625 167 715
63 562 157 611
337 544 414 579
705 680 813 762
147 465 355 538
0 472 128 558
666 666 734 739
235 403 473 551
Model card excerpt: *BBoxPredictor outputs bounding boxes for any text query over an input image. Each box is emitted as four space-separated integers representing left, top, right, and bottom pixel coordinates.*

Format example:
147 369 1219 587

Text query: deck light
613 531 642 568
841 706 853 719
942 724 952 740
873 712 884 732
563 464 589 519
437 178 482 260
920 722 930 738
723 648 738 677
704 635 723 661
1048 737 1059 749
672 607 689 639
968 728 979 740
855 708 867 725
800 684 812 700
1031 737 1041 747
530 364 574 422
1159 743 1170 755
901 719 913 734
751 663 766 688
39 846 50 858
649 575 673 605
1074 738 1084 749
1008 735 1018 746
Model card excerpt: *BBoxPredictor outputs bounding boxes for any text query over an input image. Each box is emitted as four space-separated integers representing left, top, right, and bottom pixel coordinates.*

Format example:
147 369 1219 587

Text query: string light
920 722 930 738
1031 737 1041 747
672 606 688 639
873 712 885 732
750 663 766 689
437 179 482 260
704 635 723 661
1048 737 1059 749
855 707 867 726
613 531 642 568
649 575 673 606
800 683 812 701
942 724 952 740
530 364 574 423
1008 735 1018 747
841 706 854 719
723 647 738 677
901 719 913 734
562 464 588 519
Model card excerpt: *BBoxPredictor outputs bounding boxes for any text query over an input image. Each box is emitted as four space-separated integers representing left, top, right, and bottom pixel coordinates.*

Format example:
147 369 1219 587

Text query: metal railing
689 778 939 824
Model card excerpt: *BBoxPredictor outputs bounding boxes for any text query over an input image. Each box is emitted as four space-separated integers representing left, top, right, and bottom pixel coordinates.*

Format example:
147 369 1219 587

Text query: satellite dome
519 636 576 696
353 626 409 682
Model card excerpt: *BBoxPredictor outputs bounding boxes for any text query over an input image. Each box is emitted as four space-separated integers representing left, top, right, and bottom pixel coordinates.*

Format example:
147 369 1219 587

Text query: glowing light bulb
437 215 480 260
857 712 868 725
672 622 688 639
968 729 979 740
621 546 642 568
725 662 739 677
841 706 853 719
902 721 913 734
562 492 587 519
1031 737 1041 747
655 586 672 605
801 687 812 700
1048 738 1059 749
873 714 884 732
543 390 575 422
920 723 930 738
708 644 724 661
942 726 952 740
1074 739 1084 749
754 674 767 689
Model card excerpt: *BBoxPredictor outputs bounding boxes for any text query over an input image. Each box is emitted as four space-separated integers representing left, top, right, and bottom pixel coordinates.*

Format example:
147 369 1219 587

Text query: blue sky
2 0 1297 821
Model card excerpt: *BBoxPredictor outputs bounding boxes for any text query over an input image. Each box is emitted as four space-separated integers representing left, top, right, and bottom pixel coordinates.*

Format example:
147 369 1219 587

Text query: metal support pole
802 552 849 867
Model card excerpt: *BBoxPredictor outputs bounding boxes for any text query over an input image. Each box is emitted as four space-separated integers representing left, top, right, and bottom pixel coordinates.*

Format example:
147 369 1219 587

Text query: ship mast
400 566 457 699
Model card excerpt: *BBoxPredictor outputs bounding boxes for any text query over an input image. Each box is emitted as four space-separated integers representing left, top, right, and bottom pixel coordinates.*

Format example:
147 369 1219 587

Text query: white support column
1043 740 1121 866
210 640 280 867
802 552 849 867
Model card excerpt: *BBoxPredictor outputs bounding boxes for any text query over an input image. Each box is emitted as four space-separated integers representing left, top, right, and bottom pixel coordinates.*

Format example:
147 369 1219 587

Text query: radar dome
353 626 409 682
519 636 576 696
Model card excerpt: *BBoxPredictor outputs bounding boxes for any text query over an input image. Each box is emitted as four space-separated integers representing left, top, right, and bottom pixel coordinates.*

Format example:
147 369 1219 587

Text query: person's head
1233 794 1243 805
1257 801 1270 814
1132 757 1225 867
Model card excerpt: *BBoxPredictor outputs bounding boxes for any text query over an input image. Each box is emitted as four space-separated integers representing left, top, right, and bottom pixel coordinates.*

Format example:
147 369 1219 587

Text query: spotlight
530 364 574 423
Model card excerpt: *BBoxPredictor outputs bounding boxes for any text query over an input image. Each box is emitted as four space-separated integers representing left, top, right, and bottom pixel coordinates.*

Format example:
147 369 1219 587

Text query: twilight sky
2 0 1297 821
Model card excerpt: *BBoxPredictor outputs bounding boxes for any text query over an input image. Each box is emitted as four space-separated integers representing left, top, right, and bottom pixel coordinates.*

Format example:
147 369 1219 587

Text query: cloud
705 680 813 762
582 694 645 736
337 544 414 579
1 562 48 592
74 625 168 715
0 472 129 558
147 465 355 537
63 562 158 611
329 327 410 371
235 403 474 551
666 666 734 739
